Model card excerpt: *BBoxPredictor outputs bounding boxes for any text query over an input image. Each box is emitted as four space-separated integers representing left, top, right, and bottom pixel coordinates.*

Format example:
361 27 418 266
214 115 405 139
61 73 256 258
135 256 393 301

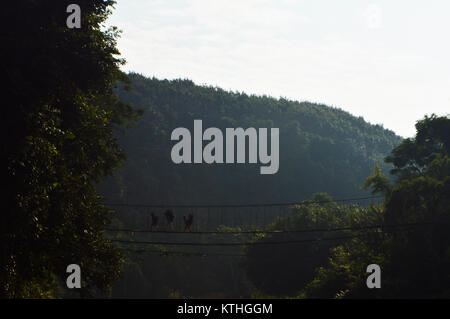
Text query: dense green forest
105 111 450 298
2 0 139 298
99 74 405 298
101 73 401 206
3 0 449 299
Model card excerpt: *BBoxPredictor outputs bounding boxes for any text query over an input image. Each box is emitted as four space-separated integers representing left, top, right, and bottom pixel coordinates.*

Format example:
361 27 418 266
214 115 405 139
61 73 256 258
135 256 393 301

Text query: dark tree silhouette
1 1 141 298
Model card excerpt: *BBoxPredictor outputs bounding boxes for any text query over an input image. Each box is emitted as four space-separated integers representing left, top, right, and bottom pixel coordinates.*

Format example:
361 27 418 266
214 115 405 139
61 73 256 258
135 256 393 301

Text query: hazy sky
107 0 450 137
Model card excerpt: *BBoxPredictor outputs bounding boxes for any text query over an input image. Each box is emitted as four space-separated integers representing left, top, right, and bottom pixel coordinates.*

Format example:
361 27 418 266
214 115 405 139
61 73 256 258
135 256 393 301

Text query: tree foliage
100 73 402 298
243 193 383 297
105 73 402 206
1 1 139 297
301 114 450 298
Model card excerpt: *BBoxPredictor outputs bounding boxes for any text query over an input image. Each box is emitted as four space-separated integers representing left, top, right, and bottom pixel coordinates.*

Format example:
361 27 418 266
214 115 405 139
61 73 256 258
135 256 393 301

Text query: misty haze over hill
100 73 402 206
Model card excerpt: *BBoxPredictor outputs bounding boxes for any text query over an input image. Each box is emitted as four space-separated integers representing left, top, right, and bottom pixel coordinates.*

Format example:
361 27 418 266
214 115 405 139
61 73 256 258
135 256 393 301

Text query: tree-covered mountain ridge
105 72 403 205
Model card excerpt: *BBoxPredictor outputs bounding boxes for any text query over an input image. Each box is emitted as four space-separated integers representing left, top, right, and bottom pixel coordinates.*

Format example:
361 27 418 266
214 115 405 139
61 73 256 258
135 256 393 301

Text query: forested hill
101 72 402 205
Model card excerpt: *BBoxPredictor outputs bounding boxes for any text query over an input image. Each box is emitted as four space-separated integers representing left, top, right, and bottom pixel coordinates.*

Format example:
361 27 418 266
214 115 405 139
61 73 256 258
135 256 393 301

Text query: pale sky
107 0 450 138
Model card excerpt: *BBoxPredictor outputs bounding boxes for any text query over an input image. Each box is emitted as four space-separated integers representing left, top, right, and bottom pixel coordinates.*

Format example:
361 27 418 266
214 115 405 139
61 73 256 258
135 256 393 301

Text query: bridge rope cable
120 248 377 258
105 221 438 235
104 195 384 209
109 226 427 247
121 248 247 257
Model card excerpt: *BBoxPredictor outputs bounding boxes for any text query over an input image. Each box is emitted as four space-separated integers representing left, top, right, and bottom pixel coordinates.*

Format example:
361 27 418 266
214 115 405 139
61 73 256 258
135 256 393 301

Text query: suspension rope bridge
106 195 384 234
105 195 443 257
